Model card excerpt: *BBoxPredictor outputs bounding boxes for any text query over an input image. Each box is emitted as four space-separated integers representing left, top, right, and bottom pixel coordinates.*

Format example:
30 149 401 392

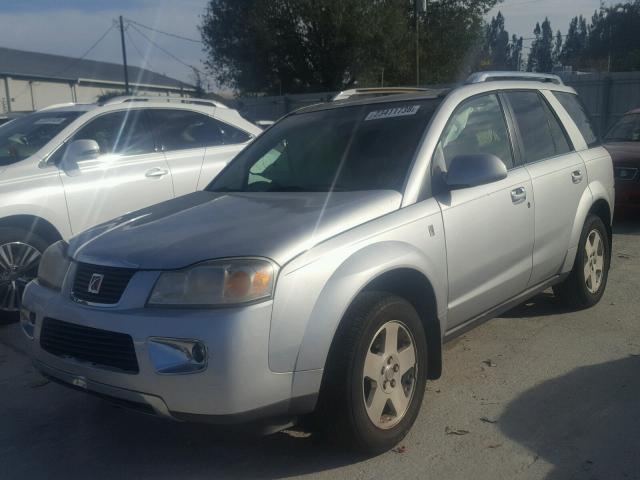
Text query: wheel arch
361 268 443 380
0 215 63 245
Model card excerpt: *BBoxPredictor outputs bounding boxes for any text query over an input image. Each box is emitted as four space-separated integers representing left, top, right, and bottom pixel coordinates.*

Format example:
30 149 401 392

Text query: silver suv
22 72 614 453
0 97 260 314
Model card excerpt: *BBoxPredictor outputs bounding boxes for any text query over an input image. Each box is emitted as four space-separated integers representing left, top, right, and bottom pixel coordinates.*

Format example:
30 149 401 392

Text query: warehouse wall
0 75 192 114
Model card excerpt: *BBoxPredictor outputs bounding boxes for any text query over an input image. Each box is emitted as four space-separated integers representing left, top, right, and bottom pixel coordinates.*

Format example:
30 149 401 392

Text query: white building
0 47 195 114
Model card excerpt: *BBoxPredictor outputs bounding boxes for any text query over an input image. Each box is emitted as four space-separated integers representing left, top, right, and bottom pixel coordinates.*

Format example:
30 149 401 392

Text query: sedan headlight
37 241 71 291
148 258 276 307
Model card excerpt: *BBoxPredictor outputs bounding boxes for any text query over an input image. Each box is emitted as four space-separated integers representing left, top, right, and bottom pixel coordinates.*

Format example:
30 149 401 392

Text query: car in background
0 96 261 316
603 108 640 214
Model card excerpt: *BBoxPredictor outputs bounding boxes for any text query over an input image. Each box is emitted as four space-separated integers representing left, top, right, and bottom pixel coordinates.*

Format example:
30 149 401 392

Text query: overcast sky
0 0 617 92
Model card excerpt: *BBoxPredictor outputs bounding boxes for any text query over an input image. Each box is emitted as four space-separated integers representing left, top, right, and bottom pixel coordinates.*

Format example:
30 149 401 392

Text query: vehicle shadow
6 388 369 480
499 356 640 480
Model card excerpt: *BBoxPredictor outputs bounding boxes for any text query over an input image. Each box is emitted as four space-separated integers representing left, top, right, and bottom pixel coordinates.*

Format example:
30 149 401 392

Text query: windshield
208 99 440 193
605 114 640 142
0 111 82 165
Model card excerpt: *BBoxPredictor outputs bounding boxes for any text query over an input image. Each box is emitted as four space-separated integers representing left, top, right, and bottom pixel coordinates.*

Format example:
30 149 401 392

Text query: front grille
40 318 139 373
72 263 136 305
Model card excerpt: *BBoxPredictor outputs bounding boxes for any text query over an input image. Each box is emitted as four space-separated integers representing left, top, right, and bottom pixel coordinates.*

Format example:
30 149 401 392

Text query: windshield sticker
34 117 68 125
365 105 421 121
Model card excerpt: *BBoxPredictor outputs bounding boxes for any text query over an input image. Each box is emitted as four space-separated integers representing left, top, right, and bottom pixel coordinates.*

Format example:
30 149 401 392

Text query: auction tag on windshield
34 117 67 125
365 105 420 121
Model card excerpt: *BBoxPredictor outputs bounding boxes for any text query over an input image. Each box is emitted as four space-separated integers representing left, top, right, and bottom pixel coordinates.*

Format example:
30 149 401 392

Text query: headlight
148 258 276 307
37 241 71 291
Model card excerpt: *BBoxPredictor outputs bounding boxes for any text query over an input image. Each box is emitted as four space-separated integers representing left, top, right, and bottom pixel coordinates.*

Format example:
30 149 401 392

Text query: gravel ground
1 220 638 480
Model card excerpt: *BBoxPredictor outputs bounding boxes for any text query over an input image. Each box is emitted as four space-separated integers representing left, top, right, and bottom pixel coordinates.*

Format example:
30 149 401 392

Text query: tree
560 15 588 68
587 1 640 71
479 11 523 71
527 18 554 72
200 0 499 94
552 30 563 65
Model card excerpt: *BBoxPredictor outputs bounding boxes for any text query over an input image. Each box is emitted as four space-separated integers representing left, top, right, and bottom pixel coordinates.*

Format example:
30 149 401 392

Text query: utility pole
416 0 427 87
415 4 420 87
119 15 130 94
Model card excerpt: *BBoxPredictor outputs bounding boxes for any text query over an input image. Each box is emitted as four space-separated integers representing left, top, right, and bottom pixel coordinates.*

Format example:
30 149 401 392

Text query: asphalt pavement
1 219 639 480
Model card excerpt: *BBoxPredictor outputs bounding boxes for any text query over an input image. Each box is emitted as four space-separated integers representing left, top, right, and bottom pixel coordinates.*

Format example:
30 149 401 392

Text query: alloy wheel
362 320 418 430
583 229 604 294
0 242 41 311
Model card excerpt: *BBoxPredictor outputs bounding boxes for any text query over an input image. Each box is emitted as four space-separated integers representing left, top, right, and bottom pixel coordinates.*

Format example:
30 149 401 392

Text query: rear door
503 90 587 286
147 109 252 196
435 93 534 327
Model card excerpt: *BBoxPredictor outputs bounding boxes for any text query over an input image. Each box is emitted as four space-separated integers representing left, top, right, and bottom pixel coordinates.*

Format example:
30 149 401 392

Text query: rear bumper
21 280 319 425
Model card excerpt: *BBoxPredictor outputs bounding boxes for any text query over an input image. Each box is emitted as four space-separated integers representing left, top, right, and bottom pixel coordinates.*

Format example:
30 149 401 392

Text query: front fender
268 201 446 375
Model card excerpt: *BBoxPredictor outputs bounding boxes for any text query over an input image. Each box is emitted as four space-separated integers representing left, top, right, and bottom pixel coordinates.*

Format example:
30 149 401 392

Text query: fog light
148 338 208 374
20 309 36 340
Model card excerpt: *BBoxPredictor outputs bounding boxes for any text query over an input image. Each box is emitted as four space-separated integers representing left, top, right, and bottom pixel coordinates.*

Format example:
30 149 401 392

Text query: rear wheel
316 292 427 454
553 214 610 309
0 227 50 323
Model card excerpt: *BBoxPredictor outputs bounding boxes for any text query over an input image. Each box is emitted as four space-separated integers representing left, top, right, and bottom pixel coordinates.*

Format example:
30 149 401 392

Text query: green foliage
481 11 523 71
200 0 498 94
527 18 554 73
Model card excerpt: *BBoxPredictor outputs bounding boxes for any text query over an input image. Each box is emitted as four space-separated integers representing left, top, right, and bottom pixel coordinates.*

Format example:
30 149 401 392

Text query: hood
603 142 640 166
69 190 402 269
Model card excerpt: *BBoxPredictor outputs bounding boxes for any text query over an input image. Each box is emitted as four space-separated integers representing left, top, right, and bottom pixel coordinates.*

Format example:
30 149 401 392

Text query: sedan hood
604 142 640 165
69 190 402 269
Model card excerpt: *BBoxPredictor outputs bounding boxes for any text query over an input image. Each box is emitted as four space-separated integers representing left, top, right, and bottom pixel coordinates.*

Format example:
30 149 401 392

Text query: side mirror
60 139 100 176
444 154 508 189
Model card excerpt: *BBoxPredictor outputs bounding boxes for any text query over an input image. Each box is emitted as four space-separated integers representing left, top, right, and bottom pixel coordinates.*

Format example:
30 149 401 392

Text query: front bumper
21 280 317 424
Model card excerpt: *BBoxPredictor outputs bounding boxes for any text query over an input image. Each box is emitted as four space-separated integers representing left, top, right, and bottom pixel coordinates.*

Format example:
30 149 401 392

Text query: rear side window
553 91 599 148
147 109 251 151
505 91 571 163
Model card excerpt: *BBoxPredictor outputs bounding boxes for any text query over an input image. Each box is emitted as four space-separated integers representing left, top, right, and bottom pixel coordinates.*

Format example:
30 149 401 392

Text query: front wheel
0 227 50 323
553 214 610 309
315 292 427 454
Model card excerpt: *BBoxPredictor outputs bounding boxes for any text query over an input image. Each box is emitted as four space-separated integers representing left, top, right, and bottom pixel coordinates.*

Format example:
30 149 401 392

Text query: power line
125 27 157 74
54 23 116 78
125 18 202 44
128 23 215 81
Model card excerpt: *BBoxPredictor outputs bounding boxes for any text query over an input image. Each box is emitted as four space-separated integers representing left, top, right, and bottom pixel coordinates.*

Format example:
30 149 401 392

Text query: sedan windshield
208 99 440 193
0 111 82 165
605 114 640 142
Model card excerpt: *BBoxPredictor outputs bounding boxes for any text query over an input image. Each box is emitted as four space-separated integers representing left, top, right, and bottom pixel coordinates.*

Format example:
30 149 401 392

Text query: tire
0 226 52 319
315 292 428 454
553 214 610 309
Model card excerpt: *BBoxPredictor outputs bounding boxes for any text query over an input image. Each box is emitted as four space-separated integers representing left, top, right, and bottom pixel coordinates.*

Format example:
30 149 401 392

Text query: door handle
145 168 169 178
571 170 583 184
510 186 527 205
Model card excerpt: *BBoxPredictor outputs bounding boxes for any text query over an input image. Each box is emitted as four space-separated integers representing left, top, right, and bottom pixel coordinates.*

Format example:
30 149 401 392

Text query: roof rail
466 71 563 85
37 102 78 112
332 87 434 101
101 96 228 109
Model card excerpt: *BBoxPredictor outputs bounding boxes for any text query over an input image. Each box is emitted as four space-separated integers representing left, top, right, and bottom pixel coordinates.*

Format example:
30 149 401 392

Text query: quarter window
436 94 514 170
71 110 155 156
552 91 599 148
505 91 571 163
147 109 251 151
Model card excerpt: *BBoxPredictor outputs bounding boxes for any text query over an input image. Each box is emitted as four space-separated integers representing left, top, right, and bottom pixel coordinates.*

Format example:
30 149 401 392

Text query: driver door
58 109 174 234
434 93 534 328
